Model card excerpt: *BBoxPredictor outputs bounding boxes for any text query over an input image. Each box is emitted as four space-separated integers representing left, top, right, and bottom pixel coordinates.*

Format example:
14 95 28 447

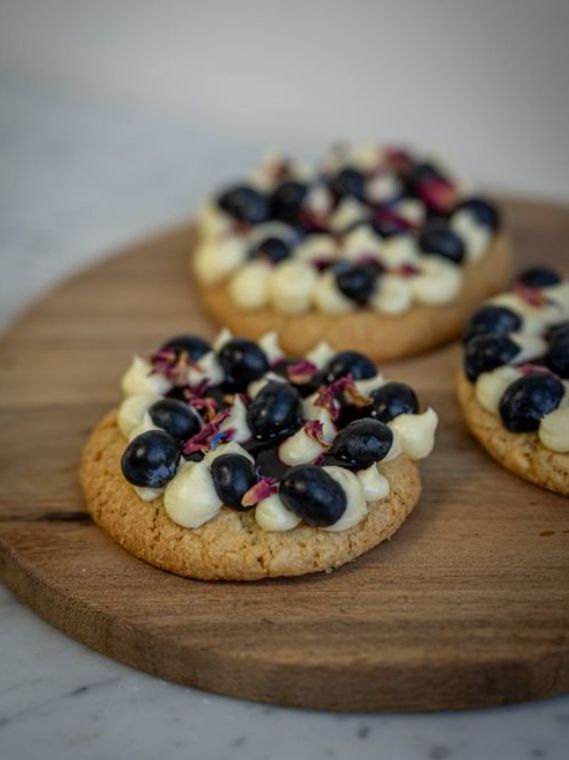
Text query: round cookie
192 145 513 360
81 331 438 580
456 267 569 496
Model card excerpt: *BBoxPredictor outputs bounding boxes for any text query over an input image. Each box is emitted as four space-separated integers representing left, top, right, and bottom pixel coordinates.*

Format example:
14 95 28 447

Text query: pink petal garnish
391 263 419 278
241 477 278 507
417 177 458 214
181 408 232 455
286 360 318 385
190 396 219 421
384 148 413 174
374 205 416 232
512 283 547 307
518 363 552 377
313 374 371 418
151 349 193 386
305 420 331 448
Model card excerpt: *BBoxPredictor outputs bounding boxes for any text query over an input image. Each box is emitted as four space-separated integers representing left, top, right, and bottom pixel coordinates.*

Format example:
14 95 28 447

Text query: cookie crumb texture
81 413 421 580
457 372 569 496
197 235 512 359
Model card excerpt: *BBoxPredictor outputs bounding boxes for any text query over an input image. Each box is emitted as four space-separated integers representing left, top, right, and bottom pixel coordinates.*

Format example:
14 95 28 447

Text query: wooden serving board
1 198 568 712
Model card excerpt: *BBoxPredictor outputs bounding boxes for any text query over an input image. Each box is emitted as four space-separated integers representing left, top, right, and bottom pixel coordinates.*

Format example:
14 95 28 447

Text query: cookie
191 144 512 360
81 330 438 580
456 266 569 496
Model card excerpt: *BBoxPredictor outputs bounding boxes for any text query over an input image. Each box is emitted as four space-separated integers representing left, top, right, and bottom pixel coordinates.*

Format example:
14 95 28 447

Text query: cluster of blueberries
121 336 419 527
463 266 569 433
216 157 501 307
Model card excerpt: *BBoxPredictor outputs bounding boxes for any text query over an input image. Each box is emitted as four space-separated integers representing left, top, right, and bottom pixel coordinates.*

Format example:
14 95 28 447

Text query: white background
1 0 569 199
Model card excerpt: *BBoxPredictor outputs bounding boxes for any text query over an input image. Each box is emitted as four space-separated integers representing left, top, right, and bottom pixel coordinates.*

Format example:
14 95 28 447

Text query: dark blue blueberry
549 322 569 343
279 465 347 527
418 221 465 265
149 399 201 442
160 334 211 362
463 305 522 343
121 430 180 488
545 336 569 379
249 236 291 265
270 181 307 223
330 167 366 201
454 197 500 231
401 162 445 195
499 373 564 433
325 419 393 470
323 351 376 383
247 381 303 442
335 262 381 305
217 185 269 225
217 338 269 391
464 335 520 382
245 441 290 480
210 454 257 511
517 267 562 288
369 382 419 423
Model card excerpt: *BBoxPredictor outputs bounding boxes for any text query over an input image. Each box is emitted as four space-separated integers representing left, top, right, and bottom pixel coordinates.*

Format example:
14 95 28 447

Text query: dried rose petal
305 420 331 448
512 283 547 307
518 363 553 377
241 477 279 507
392 263 419 278
374 205 415 232
417 178 458 214
286 360 318 385
151 348 194 386
384 148 412 174
190 396 219 421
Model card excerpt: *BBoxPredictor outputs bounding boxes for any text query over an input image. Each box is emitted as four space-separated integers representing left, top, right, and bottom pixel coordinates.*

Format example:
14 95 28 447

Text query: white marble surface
1 75 569 759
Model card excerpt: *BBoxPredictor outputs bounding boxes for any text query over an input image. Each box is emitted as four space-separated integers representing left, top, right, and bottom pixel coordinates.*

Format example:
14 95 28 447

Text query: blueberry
517 267 561 288
369 382 419 423
210 454 257 511
330 167 366 201
279 465 347 527
454 197 500 231
149 399 201 442
217 185 269 225
545 336 569 378
401 162 444 195
325 419 393 470
270 181 307 223
217 338 269 391
463 305 522 343
418 221 465 265
549 322 569 343
323 351 376 383
249 236 291 264
247 381 303 442
464 335 520 382
121 430 180 488
335 262 380 305
160 334 211 362
499 372 564 432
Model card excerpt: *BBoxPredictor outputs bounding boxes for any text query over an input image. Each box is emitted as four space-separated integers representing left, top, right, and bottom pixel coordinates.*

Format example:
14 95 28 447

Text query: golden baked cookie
191 144 513 360
456 266 569 496
81 330 438 580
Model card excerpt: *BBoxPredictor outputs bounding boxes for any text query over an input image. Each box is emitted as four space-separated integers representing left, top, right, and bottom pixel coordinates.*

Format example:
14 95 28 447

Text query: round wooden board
1 198 569 712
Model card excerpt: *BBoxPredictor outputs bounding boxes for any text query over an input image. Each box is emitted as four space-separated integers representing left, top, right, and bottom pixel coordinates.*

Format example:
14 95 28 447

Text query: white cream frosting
268 260 318 314
343 225 383 261
538 405 569 452
118 392 159 438
258 331 284 364
475 366 523 415
366 172 400 203
330 198 370 232
294 234 338 265
312 270 354 314
228 261 271 310
278 426 324 466
204 441 254 464
194 237 246 286
357 464 390 501
354 374 385 396
133 485 164 502
128 411 159 442
219 394 251 443
121 356 171 398
255 493 302 531
411 260 463 306
322 466 368 532
187 350 224 387
301 396 336 440
379 235 421 268
389 408 438 460
371 275 413 315
247 371 284 398
164 460 223 528
197 202 232 239
450 209 490 261
306 341 335 369
393 198 425 226
212 327 233 352
510 333 548 364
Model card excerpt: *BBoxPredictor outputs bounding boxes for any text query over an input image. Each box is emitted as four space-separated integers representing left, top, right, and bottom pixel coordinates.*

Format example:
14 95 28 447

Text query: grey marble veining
1 75 568 760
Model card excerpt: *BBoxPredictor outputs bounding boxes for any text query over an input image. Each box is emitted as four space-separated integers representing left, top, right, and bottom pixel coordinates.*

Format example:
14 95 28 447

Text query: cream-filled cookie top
463 267 569 452
193 144 502 316
119 330 438 532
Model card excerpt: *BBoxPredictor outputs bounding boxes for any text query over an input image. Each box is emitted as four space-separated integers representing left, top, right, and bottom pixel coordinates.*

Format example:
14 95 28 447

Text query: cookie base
457 371 569 497
80 412 422 581
195 235 512 361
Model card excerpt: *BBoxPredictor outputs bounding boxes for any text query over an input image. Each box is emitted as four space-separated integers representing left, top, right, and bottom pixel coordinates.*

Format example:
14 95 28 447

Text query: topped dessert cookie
456 267 569 496
81 329 439 580
192 144 512 360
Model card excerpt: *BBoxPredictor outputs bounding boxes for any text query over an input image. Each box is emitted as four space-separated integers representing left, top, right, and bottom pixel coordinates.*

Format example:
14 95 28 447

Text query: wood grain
1 198 569 711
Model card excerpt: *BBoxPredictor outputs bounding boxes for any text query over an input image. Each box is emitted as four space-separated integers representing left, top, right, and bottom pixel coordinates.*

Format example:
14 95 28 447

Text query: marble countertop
1 75 568 760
